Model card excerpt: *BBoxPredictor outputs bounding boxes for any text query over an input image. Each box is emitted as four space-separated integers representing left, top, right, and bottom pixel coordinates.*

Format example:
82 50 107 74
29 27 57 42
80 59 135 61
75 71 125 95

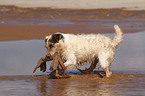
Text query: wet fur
45 25 123 77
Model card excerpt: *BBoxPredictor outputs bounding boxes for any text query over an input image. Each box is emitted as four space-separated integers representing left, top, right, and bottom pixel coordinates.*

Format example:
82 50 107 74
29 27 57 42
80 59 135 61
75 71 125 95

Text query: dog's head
45 33 64 55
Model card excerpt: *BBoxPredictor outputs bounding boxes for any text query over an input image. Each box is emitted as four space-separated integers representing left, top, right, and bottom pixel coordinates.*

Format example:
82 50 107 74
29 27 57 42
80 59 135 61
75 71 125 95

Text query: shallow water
0 32 145 75
1 74 145 96
0 31 145 96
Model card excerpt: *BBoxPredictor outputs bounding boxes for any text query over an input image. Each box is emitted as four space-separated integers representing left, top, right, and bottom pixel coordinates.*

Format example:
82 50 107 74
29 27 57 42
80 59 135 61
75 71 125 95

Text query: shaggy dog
45 25 123 77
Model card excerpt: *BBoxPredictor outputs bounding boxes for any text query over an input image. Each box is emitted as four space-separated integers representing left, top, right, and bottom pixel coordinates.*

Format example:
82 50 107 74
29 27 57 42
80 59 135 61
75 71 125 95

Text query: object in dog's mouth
32 52 99 78
32 52 71 79
32 53 52 77
48 52 71 79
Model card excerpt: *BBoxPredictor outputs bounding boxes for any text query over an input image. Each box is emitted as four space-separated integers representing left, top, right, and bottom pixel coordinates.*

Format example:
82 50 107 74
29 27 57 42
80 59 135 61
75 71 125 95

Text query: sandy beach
0 0 145 10
0 6 145 41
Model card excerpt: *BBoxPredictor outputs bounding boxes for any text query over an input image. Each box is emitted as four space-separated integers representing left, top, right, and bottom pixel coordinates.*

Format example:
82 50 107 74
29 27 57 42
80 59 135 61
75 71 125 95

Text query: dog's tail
112 25 123 48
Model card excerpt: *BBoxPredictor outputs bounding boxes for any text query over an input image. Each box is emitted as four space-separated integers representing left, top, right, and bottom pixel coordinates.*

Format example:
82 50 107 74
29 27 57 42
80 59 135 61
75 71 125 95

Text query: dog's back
59 25 123 66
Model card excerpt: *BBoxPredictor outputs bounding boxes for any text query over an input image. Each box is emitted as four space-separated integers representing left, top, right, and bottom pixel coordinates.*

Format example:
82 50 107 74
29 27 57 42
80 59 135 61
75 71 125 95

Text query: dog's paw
106 71 112 77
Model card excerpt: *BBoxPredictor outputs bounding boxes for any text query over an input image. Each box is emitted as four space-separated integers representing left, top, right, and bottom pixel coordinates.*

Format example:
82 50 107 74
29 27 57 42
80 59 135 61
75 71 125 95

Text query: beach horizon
0 0 145 10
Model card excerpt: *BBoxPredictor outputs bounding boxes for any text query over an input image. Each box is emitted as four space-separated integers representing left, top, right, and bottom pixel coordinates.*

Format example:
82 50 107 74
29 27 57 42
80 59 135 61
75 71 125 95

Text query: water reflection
0 31 145 76
62 80 115 96
0 80 39 96
1 73 145 96
36 80 51 96
34 78 116 96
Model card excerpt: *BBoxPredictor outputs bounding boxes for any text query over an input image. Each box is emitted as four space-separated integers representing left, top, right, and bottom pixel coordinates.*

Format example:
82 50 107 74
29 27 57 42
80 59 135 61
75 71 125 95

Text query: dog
44 25 123 77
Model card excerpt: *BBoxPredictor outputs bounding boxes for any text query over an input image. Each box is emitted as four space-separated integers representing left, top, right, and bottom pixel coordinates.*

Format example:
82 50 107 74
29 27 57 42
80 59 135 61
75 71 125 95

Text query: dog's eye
49 44 54 48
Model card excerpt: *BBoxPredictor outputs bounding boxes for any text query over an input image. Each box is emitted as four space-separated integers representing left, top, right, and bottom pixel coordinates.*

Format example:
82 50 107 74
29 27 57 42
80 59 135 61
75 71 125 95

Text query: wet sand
0 73 145 96
0 6 145 41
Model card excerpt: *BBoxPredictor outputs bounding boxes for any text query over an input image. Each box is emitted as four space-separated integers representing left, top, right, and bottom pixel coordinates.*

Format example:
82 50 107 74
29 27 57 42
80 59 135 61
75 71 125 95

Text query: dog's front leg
63 53 76 67
64 61 75 67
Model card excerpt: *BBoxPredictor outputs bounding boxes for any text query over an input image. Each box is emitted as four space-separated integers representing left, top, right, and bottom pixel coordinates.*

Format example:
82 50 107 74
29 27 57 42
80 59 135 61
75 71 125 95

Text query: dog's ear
51 34 63 43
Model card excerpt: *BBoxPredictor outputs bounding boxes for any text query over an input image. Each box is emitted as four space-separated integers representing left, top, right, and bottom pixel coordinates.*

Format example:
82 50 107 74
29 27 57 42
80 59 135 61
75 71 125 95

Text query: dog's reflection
36 77 115 96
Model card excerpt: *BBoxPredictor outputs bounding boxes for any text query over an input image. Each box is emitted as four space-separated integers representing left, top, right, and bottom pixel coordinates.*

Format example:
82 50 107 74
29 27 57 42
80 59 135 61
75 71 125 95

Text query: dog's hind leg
76 57 99 74
98 51 114 77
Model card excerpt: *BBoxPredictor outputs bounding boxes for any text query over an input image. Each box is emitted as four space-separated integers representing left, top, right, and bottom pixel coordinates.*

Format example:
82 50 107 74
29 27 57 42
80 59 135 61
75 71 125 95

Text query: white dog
45 25 123 77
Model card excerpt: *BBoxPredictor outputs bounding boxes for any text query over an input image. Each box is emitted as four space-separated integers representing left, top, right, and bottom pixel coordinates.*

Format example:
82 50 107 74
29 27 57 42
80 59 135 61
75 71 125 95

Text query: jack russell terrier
44 25 123 77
